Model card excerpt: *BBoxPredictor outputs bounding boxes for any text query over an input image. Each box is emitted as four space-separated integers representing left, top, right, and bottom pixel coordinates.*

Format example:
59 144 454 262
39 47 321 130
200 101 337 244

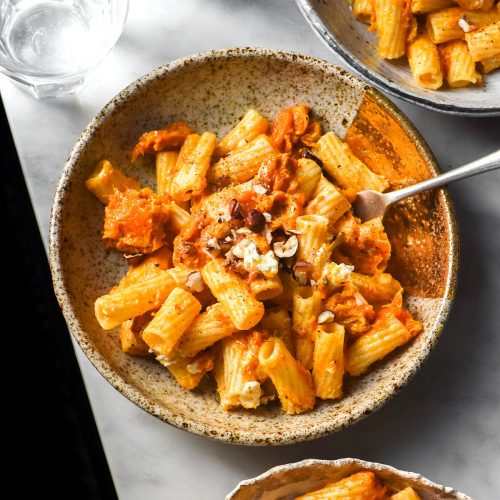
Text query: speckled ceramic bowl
49 48 458 445
296 0 500 116
226 459 472 499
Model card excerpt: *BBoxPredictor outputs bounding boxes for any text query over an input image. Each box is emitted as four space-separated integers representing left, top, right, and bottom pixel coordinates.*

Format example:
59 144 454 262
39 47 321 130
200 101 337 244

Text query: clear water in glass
0 0 129 98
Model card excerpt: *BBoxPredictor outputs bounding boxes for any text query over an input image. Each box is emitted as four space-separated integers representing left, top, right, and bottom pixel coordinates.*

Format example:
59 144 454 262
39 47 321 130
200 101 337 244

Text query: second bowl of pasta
226 458 472 499
296 0 500 116
50 48 458 444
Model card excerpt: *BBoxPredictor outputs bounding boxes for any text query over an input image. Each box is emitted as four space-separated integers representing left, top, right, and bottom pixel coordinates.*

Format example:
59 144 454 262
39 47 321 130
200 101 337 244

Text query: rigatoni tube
258 337 315 415
440 40 482 87
215 109 269 157
313 132 388 192
375 0 410 59
85 160 140 204
170 132 217 202
345 308 414 376
408 35 444 89
312 323 345 400
142 287 201 356
177 303 237 357
94 270 176 330
201 259 264 330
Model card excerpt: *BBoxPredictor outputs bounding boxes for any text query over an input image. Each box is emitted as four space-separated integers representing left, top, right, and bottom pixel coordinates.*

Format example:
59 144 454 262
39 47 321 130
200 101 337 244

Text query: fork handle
387 149 500 204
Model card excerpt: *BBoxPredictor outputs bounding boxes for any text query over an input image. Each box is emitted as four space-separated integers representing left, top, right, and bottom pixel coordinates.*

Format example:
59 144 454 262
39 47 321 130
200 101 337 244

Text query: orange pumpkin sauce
345 93 450 298
104 188 170 254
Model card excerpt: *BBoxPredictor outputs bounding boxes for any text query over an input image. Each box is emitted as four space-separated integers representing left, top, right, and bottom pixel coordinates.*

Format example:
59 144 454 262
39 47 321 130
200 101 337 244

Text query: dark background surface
1 97 117 499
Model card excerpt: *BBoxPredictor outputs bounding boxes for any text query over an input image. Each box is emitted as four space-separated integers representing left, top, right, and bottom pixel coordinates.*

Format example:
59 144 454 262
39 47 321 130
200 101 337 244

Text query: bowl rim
49 47 459 445
295 0 500 117
225 458 472 499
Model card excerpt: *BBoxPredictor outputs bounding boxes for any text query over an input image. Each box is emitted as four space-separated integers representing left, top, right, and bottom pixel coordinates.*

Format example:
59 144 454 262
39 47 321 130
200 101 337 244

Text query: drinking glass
0 0 129 98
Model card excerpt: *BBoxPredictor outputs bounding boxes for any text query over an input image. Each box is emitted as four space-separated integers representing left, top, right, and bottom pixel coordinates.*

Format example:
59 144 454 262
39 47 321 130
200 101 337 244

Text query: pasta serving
88 105 422 415
348 0 500 90
295 471 422 499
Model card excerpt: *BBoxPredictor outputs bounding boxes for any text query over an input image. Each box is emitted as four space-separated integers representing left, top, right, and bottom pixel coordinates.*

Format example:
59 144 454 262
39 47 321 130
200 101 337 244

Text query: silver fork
352 149 500 223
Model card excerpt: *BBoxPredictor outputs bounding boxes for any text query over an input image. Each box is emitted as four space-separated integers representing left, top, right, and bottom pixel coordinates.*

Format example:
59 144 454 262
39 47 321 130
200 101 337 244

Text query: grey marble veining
1 1 499 499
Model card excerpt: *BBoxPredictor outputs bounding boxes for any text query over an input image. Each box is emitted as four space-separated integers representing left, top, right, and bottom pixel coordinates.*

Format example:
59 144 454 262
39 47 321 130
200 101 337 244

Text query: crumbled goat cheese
253 184 267 194
242 240 260 267
231 238 255 258
320 262 354 289
458 17 472 32
239 381 262 409
156 354 177 367
255 250 279 278
235 240 279 278
186 361 202 374
318 310 335 324
186 271 204 293
206 237 220 249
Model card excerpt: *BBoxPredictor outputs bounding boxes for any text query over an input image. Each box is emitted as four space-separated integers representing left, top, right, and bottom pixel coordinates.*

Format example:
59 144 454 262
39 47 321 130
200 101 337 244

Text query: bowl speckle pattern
226 458 472 499
49 48 458 445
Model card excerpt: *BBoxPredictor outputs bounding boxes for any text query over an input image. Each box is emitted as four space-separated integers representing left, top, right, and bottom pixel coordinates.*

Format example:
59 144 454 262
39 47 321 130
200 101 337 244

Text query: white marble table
2 1 499 499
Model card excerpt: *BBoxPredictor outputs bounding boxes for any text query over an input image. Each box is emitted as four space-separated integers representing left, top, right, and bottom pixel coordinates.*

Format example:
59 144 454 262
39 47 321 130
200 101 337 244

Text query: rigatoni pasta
207 134 278 185
155 150 178 196
85 159 140 204
305 176 351 224
142 287 201 356
426 7 467 44
297 471 387 500
170 132 217 202
345 306 420 376
296 158 322 200
292 286 323 369
374 0 411 59
215 109 269 157
312 323 345 400
158 350 214 390
89 105 422 415
177 303 236 357
455 0 494 9
391 486 423 499
95 270 176 330
465 20 500 60
353 0 375 22
214 331 266 410
411 0 455 14
259 337 316 415
201 259 265 330
313 132 389 192
407 34 444 89
440 39 483 86
296 215 330 264
295 470 424 499
347 0 500 89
